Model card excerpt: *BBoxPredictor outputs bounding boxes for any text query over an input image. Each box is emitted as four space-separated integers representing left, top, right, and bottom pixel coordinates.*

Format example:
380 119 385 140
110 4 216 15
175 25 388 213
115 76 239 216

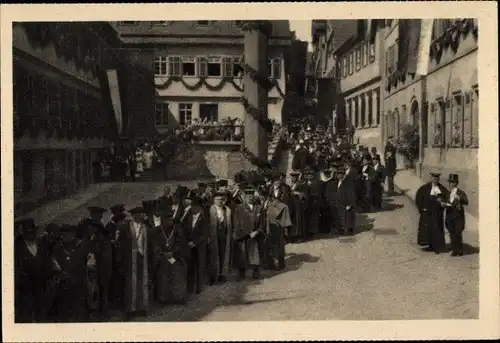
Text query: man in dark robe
360 155 375 212
288 171 308 242
207 192 233 284
232 186 266 280
415 172 448 254
303 166 323 238
269 172 294 240
335 168 357 235
182 191 209 295
154 208 189 304
15 218 60 323
170 185 187 224
77 206 112 320
444 174 469 256
107 211 127 311
371 154 386 210
292 139 310 172
157 186 173 210
384 140 397 195
322 166 339 234
260 187 293 271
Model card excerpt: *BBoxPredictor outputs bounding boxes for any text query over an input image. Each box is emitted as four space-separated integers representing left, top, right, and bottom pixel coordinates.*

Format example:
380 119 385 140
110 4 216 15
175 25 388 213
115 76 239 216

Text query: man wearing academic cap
117 206 150 319
181 190 209 294
415 172 448 254
444 174 469 256
335 167 357 235
15 218 60 322
207 191 234 284
77 206 112 319
232 185 266 280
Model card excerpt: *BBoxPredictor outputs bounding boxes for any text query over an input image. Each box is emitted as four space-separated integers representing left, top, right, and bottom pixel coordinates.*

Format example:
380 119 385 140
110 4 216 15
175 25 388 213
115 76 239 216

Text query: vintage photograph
10 17 482 323
2 2 498 340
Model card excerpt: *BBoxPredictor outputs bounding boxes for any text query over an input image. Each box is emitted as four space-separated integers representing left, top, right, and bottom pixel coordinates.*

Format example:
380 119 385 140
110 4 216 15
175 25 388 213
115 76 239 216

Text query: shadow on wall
164 142 215 180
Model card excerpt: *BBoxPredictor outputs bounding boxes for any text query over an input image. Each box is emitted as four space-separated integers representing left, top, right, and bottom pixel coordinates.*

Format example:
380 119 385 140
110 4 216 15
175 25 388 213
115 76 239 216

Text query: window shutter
444 98 452 147
454 95 464 147
197 57 207 77
463 92 472 147
221 57 232 77
429 102 435 147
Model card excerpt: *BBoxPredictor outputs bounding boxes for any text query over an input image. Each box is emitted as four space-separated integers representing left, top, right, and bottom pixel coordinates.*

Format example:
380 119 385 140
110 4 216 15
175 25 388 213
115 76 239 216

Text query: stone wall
164 141 255 182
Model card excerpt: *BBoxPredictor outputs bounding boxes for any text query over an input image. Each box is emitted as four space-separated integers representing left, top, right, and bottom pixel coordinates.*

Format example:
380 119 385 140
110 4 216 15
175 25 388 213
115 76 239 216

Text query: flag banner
416 19 434 76
106 69 123 135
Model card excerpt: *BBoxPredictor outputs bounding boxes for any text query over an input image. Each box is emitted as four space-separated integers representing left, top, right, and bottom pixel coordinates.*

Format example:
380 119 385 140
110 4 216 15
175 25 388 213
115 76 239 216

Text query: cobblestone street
143 193 478 321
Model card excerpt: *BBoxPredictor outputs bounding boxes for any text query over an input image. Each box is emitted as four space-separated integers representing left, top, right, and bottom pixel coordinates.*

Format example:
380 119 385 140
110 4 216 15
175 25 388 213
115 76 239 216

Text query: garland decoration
240 62 275 92
155 76 244 92
239 96 274 134
240 145 273 170
429 19 478 63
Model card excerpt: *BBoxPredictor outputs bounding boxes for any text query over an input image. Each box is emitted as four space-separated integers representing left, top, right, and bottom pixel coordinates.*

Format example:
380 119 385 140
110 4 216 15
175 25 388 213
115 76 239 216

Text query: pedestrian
118 207 151 319
182 190 208 295
207 191 233 284
260 186 292 271
154 208 189 304
335 167 357 235
303 166 322 238
415 172 448 254
384 140 397 195
444 174 469 256
360 155 375 212
171 185 187 224
107 211 127 311
288 171 308 242
371 154 386 210
322 165 339 234
232 185 266 280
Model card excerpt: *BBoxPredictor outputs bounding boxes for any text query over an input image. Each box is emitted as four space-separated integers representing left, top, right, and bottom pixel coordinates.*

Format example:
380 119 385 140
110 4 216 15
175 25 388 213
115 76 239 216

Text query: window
197 57 208 77
269 58 281 79
207 57 222 77
155 102 170 127
235 20 243 27
152 21 170 26
221 57 232 77
355 47 361 71
200 103 219 122
376 90 380 125
450 93 464 147
168 56 182 76
154 56 168 76
181 56 196 76
361 43 367 67
422 102 429 146
369 42 376 63
471 88 479 147
179 103 193 127
197 21 211 26
349 52 354 75
343 56 348 78
232 56 244 77
368 92 373 127
432 99 445 147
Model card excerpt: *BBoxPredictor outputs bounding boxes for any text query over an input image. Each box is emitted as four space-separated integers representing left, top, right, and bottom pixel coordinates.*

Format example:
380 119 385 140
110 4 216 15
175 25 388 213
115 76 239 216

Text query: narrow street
143 193 478 321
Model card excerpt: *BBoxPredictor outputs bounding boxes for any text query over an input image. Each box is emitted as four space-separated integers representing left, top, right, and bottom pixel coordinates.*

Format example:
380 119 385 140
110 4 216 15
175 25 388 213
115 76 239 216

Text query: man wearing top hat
181 190 208 294
232 185 266 280
384 140 397 195
303 166 323 238
117 206 150 319
107 211 127 311
335 167 357 235
157 186 174 210
371 155 386 210
292 139 311 172
77 206 112 319
207 191 234 284
360 154 376 212
415 172 448 254
15 218 60 322
288 170 309 242
444 174 469 256
321 164 340 234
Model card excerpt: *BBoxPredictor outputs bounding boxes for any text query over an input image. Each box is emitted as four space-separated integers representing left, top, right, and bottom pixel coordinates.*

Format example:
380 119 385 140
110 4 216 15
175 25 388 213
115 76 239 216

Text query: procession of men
14 122 470 323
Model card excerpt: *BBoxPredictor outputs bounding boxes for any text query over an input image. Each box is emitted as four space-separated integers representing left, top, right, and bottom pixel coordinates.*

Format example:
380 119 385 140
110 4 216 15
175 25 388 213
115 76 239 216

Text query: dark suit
322 177 339 233
306 180 323 236
384 144 397 194
182 207 208 294
445 188 469 254
292 147 310 171
336 177 357 233
371 163 386 209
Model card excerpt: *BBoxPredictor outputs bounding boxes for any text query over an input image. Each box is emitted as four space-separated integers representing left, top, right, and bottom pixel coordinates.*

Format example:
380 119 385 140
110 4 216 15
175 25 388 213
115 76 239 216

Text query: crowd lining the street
15 119 470 323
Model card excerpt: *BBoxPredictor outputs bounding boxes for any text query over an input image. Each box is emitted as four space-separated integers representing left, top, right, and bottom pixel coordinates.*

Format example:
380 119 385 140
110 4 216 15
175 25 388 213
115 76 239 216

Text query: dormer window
197 21 211 26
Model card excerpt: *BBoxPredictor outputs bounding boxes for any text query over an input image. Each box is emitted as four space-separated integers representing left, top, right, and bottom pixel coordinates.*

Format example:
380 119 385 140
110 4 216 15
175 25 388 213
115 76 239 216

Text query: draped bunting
240 97 274 134
397 19 421 76
240 146 273 170
429 19 477 63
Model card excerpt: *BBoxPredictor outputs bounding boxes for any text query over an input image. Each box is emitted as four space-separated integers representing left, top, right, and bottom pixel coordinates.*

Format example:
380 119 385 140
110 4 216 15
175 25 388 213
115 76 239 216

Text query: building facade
113 20 292 134
382 19 479 216
13 22 122 216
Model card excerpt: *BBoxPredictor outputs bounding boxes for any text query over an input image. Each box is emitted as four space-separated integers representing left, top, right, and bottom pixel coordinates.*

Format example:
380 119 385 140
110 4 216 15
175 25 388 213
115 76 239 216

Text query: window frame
154 56 169 76
155 102 170 127
168 56 182 77
355 46 361 71
181 56 196 77
206 56 222 77
179 103 193 128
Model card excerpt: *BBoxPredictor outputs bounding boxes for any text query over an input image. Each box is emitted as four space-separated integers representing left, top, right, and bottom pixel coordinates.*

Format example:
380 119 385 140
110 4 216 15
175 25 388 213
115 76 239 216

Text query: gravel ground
144 193 479 321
